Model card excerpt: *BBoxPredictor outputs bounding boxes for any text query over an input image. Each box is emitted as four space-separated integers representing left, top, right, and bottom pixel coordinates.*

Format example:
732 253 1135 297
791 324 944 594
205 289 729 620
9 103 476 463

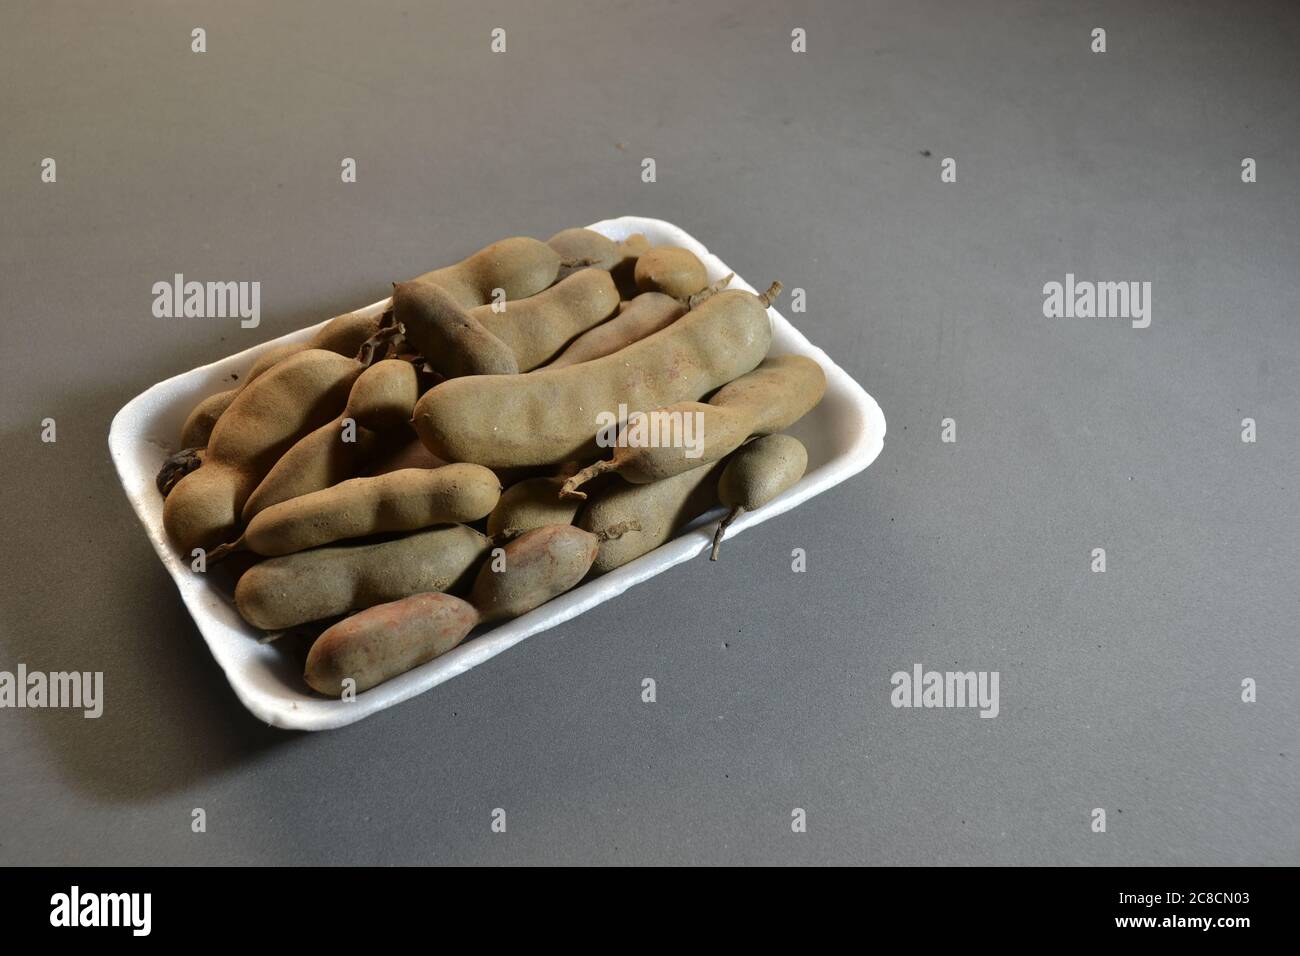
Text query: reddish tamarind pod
304 593 480 696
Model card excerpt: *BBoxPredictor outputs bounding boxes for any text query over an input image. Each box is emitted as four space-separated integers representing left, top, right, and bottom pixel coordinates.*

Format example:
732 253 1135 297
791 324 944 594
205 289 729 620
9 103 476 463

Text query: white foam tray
108 217 886 730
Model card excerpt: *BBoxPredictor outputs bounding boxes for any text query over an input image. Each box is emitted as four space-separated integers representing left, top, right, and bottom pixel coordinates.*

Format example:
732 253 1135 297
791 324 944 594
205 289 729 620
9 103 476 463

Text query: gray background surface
1 0 1297 865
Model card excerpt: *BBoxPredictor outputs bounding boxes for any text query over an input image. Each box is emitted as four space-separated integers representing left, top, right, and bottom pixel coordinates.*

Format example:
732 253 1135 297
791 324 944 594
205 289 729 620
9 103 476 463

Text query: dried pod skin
472 269 619 370
486 476 581 539
413 287 775 469
579 463 723 574
470 525 599 622
543 292 686 370
304 592 480 696
393 279 519 378
634 246 709 299
242 464 501 556
413 236 562 308
163 350 362 553
234 524 489 630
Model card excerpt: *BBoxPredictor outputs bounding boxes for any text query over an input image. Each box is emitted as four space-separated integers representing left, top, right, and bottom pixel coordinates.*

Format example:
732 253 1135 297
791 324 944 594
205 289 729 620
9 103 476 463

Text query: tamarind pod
392 279 519 378
240 360 420 520
239 464 501 557
546 228 620 269
711 434 808 560
302 521 614 694
304 593 480 696
611 233 651 298
469 525 599 623
562 355 825 495
578 463 724 574
234 524 489 630
180 390 238 450
163 350 363 553
178 342 307 448
471 269 619 371
309 308 384 357
546 228 649 293
177 310 382 449
413 285 779 469
486 476 582 540
542 292 686 370
634 246 709 299
240 422 381 522
412 236 562 308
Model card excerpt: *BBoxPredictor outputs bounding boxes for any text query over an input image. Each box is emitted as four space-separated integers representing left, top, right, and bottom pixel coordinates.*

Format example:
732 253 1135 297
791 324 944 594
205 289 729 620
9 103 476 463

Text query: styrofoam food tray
108 216 886 730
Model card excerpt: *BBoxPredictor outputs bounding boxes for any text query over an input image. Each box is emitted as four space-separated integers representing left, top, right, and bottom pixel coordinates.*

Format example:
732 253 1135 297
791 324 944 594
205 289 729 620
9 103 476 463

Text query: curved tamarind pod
392 279 520 378
546 228 649 295
310 308 384 357
176 310 383 450
710 434 808 560
304 593 480 696
234 524 490 630
542 292 686 370
412 236 563 308
469 525 601 623
634 246 709 299
561 355 825 498
300 518 641 695
414 284 780 469
486 476 582 540
578 462 724 574
471 269 619 370
219 464 500 558
162 350 362 553
394 269 620 376
241 359 420 521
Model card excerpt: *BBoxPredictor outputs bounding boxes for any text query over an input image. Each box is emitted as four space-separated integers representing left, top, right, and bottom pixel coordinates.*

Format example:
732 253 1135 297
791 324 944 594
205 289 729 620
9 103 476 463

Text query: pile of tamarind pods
160 227 827 697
